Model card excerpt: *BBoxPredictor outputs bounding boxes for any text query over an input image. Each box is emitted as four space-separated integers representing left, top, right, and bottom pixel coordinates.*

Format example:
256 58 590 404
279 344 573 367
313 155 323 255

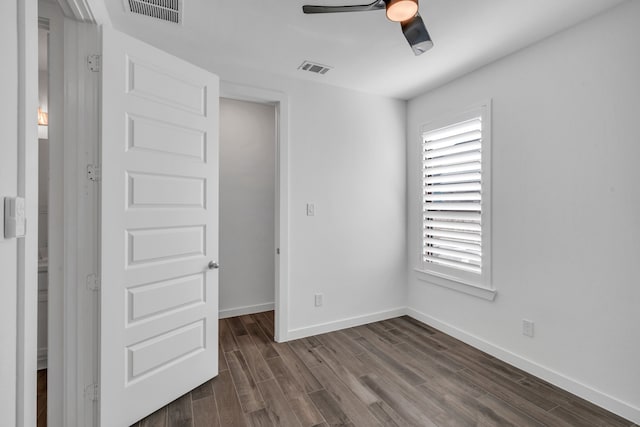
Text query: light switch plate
4 197 26 238
306 203 315 216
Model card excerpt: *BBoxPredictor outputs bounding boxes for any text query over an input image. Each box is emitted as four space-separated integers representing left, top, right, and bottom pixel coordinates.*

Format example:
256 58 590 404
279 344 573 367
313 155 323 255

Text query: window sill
414 268 497 301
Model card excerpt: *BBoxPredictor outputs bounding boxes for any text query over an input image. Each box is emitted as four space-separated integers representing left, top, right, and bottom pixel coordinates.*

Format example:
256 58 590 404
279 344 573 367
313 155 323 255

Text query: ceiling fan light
401 13 434 56
385 0 418 22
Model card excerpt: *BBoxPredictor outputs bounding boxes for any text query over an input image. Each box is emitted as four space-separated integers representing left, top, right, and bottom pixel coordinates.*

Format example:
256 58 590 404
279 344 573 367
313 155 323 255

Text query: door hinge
87 54 101 72
276 248 280 255
87 274 100 291
87 164 101 182
84 383 99 401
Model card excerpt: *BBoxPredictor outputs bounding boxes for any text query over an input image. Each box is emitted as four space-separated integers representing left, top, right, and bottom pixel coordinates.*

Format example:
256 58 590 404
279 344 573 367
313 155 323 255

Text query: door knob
208 261 219 270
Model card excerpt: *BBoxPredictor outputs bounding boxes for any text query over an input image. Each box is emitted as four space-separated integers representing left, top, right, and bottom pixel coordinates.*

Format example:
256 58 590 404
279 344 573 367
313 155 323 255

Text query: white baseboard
219 302 275 319
285 307 407 341
406 307 640 424
37 348 47 370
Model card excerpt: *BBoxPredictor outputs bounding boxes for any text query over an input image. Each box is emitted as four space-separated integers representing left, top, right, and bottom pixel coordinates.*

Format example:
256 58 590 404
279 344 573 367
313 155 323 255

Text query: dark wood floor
37 369 47 427
130 311 635 427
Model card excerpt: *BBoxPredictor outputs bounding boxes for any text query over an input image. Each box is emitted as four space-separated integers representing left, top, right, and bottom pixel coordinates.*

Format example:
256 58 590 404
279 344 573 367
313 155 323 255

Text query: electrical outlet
314 293 323 307
306 203 315 216
522 319 534 337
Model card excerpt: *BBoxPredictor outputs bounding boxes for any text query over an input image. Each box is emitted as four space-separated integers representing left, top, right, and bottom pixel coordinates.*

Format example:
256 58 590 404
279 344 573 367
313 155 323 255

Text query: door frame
60 19 100 427
35 2 107 427
38 2 101 426
220 82 290 343
37 4 64 427
16 0 38 425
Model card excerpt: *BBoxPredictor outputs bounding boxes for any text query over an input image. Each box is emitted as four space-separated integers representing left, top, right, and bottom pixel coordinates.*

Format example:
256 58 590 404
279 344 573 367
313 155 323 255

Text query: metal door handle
208 261 219 270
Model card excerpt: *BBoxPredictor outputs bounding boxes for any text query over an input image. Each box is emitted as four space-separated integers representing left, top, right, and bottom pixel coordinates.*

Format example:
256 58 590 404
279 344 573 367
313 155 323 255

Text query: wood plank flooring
130 311 635 427
37 369 47 427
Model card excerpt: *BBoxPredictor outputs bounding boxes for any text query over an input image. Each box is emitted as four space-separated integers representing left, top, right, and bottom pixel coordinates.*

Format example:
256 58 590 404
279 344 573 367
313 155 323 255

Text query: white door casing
100 27 219 427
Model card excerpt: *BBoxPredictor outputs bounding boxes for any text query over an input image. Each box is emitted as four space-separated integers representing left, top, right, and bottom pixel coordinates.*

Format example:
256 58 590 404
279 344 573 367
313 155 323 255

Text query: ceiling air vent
126 0 182 24
298 61 332 75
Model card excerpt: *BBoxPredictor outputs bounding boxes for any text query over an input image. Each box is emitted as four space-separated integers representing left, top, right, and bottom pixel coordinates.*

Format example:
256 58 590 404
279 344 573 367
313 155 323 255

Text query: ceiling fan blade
401 13 434 55
303 0 385 14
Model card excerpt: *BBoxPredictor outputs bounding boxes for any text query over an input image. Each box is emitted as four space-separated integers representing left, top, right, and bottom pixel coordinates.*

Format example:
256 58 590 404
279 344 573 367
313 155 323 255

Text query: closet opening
219 98 278 328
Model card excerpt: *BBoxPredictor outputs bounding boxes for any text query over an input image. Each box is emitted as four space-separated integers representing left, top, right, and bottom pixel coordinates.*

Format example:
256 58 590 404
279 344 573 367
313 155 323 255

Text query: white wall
285 82 407 334
38 139 49 251
407 1 640 422
0 0 19 424
38 137 49 369
213 72 408 335
219 98 276 316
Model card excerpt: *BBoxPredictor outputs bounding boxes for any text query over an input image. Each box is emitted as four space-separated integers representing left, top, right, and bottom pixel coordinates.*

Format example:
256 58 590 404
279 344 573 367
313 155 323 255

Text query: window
417 103 493 298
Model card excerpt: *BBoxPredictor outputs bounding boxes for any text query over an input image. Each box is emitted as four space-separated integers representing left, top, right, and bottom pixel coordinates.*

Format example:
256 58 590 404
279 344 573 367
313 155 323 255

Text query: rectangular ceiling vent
298 61 332 75
126 0 182 24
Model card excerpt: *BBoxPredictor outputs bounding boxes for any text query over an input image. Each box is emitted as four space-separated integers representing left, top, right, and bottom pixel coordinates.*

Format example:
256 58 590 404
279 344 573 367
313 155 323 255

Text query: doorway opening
219 98 277 322
36 3 101 425
219 83 290 344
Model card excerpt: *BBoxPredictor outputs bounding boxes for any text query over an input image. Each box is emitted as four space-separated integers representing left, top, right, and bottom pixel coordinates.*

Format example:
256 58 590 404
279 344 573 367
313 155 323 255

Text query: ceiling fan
302 0 434 56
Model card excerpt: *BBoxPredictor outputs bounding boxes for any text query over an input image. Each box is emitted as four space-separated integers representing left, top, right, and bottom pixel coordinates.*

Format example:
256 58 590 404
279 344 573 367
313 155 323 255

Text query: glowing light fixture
38 107 49 139
385 0 418 22
37 107 48 126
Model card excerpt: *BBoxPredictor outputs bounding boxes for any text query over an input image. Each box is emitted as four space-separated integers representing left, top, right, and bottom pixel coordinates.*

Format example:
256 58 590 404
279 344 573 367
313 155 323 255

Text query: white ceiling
102 0 625 99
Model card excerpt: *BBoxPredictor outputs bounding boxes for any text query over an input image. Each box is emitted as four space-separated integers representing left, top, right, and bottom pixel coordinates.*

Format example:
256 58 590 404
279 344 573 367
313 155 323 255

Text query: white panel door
100 27 219 427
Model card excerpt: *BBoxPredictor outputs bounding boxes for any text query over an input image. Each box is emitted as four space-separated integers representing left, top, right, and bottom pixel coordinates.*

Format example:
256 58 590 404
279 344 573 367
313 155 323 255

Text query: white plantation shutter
421 110 490 288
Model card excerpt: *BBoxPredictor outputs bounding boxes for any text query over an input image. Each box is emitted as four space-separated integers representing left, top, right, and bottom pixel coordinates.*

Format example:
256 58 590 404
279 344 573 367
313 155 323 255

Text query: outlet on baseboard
522 319 534 337
314 293 323 307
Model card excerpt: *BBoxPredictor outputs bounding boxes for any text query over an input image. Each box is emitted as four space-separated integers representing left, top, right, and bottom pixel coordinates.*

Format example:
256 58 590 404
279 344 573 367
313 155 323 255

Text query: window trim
415 100 495 300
